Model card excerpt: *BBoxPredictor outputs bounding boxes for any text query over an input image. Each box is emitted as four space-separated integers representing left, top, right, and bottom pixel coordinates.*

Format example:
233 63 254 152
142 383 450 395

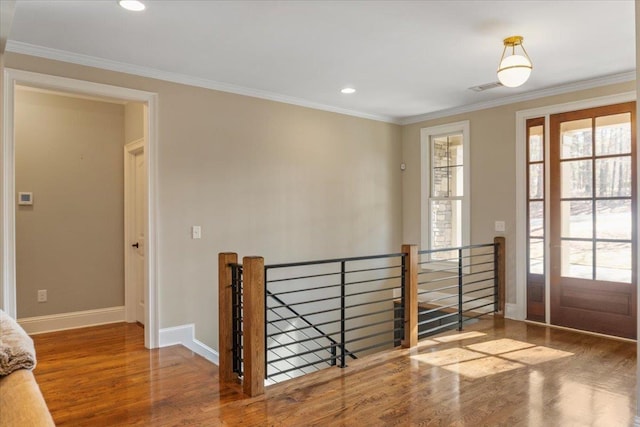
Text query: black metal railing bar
267 311 334 357
417 321 460 337
417 242 495 255
418 283 459 292
266 291 344 373
415 242 499 338
267 298 339 353
266 305 398 340
267 312 335 371
264 252 404 270
230 263 244 376
263 253 405 381
268 349 339 378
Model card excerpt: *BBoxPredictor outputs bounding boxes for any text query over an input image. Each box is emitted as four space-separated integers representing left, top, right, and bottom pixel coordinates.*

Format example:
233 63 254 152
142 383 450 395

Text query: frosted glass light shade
497 54 532 88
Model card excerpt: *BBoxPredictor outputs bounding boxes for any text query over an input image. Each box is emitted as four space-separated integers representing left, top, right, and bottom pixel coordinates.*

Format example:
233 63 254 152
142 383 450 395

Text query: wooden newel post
242 256 265 397
402 244 418 348
218 252 238 383
494 237 506 318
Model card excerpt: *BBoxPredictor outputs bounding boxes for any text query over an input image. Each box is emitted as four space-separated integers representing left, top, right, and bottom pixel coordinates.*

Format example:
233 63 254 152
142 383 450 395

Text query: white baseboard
523 320 636 343
159 323 219 365
18 306 125 335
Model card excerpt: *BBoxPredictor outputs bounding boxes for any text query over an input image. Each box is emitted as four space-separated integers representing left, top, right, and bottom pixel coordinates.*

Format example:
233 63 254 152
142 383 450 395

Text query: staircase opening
219 238 505 396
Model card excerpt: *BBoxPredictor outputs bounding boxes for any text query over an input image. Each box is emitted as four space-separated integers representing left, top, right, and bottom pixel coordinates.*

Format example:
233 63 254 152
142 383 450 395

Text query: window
421 121 470 260
526 117 545 321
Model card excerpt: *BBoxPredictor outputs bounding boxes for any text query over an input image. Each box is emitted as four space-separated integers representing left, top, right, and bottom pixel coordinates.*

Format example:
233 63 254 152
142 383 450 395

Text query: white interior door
133 149 146 324
125 139 146 325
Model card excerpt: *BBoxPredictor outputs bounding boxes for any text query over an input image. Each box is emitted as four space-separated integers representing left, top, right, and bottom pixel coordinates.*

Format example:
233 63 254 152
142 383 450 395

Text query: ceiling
3 0 636 123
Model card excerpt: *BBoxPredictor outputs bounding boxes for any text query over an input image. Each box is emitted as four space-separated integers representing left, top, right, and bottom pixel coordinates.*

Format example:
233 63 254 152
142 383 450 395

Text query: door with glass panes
547 102 636 339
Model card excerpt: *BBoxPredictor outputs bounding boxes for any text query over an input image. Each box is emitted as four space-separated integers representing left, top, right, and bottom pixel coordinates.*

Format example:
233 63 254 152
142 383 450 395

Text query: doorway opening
2 69 159 348
516 93 637 340
548 102 636 338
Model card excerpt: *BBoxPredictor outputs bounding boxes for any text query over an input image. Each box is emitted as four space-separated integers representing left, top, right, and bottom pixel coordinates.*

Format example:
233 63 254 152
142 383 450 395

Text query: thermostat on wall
18 192 33 206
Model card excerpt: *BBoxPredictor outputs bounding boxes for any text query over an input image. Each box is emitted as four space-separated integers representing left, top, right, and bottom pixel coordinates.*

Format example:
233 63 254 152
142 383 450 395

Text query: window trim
420 121 470 266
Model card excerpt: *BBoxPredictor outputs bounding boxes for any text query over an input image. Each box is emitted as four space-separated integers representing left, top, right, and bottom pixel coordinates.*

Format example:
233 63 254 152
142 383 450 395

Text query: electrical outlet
495 221 506 232
37 289 47 303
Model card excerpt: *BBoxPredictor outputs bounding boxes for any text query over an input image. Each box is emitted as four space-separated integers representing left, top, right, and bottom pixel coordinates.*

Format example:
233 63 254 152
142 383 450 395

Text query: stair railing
218 239 505 397
267 290 349 364
266 303 336 382
262 252 406 380
415 237 505 338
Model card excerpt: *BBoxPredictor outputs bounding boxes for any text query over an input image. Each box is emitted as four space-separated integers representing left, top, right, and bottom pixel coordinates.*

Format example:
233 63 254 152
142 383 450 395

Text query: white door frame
514 91 636 323
1 68 160 349
124 138 145 324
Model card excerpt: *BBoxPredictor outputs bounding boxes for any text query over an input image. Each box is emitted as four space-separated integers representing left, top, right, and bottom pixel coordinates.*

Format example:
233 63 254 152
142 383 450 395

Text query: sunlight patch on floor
411 348 484 366
441 356 525 379
466 338 534 355
432 331 486 343
411 337 575 379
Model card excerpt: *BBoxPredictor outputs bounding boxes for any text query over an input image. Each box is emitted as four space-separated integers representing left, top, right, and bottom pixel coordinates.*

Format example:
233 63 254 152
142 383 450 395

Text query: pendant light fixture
497 36 532 88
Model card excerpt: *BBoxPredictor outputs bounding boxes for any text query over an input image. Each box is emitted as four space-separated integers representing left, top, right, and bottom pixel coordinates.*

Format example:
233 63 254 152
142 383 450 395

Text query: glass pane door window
526 118 545 321
558 112 633 283
549 102 636 339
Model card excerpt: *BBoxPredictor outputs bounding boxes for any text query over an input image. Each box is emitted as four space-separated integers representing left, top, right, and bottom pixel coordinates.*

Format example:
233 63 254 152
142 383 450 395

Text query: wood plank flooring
30 318 636 426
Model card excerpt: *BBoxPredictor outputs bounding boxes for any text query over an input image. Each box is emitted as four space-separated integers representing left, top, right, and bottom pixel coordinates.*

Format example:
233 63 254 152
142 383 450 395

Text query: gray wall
15 89 125 317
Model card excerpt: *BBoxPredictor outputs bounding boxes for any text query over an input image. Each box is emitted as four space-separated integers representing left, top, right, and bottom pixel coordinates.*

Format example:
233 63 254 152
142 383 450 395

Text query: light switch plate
37 289 47 303
495 221 506 232
192 225 202 239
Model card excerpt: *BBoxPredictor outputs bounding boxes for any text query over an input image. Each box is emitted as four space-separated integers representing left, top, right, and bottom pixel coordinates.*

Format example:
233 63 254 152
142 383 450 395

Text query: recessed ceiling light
118 0 146 11
341 87 356 94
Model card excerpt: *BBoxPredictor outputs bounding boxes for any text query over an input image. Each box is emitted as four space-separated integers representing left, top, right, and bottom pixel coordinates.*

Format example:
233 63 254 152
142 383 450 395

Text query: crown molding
6 41 636 127
400 70 636 125
5 41 400 124
0 1 16 53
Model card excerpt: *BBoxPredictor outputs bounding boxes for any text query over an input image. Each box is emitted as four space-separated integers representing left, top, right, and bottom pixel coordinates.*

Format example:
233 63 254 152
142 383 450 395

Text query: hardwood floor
31 318 636 426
